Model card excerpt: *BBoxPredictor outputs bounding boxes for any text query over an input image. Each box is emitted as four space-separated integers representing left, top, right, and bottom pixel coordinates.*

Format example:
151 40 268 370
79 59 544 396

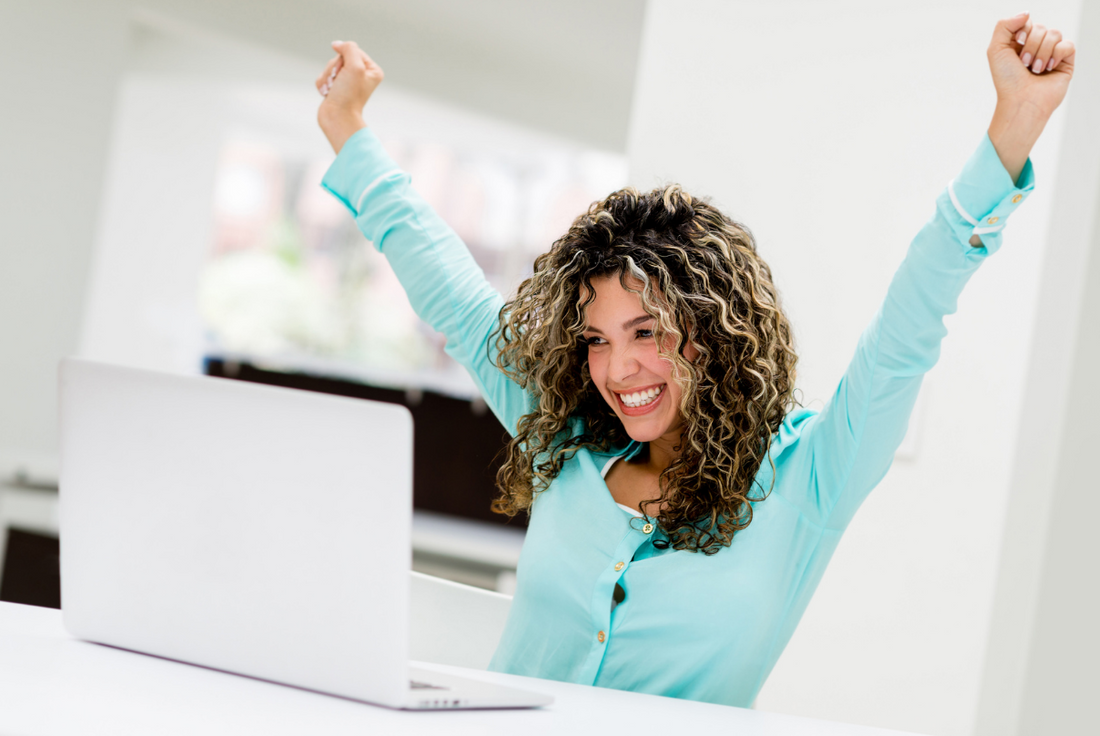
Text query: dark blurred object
0 528 61 609
204 358 524 529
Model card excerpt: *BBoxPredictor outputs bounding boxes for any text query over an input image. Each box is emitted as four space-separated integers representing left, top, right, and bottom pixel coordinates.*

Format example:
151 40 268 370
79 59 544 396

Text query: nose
608 343 641 385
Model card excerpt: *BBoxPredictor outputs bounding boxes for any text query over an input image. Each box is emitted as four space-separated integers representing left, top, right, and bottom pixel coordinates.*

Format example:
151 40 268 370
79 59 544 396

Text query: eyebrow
583 314 653 335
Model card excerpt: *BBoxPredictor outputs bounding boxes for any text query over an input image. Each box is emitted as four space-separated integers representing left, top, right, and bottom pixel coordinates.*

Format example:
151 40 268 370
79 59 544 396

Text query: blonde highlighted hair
492 185 797 554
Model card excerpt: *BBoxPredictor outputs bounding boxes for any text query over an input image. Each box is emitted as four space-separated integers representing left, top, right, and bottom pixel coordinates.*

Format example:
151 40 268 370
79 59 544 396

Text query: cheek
587 351 609 393
651 349 692 415
658 332 700 365
663 374 686 413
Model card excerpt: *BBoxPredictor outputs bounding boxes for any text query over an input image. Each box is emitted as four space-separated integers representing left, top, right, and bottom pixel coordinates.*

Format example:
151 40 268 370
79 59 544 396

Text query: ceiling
134 0 647 151
325 0 648 151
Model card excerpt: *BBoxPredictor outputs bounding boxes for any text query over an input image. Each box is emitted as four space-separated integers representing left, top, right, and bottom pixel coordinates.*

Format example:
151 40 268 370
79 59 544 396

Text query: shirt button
597 631 606 643
614 561 625 571
642 523 654 534
987 216 999 224
1012 194 1023 203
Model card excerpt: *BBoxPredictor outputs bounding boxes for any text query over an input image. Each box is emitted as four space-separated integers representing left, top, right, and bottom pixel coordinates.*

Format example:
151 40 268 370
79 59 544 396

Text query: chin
624 429 663 444
617 416 674 444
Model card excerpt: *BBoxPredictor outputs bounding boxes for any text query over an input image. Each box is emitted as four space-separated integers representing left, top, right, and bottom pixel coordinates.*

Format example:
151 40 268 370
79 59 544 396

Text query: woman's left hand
988 13 1075 118
983 13 1075 187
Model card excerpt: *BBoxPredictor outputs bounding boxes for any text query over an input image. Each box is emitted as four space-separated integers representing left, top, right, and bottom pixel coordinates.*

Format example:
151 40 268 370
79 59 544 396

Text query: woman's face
581 274 699 446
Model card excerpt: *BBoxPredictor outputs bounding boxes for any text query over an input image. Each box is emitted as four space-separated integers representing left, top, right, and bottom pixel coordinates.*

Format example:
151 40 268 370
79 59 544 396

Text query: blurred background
1 1 1098 734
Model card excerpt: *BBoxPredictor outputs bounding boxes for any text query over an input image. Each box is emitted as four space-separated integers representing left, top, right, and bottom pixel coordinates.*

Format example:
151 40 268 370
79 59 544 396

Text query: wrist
318 109 366 154
992 96 1048 133
988 99 1047 185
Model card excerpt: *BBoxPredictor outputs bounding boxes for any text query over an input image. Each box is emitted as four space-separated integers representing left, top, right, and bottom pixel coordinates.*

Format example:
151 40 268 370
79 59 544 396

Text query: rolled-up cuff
937 132 1036 257
320 127 401 217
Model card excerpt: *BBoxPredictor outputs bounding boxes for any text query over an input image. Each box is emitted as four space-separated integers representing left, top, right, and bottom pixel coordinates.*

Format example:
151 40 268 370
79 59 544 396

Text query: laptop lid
59 359 413 707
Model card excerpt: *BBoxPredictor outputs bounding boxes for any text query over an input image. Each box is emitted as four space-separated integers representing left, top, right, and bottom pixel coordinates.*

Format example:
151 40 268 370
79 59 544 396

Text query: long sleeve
320 128 532 432
776 133 1036 530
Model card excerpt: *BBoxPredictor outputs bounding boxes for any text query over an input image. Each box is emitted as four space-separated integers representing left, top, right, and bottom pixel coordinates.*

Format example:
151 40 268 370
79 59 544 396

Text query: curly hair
491 185 798 554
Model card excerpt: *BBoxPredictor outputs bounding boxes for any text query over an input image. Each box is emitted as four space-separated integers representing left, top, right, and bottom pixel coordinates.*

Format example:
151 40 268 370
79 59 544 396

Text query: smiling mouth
615 385 664 409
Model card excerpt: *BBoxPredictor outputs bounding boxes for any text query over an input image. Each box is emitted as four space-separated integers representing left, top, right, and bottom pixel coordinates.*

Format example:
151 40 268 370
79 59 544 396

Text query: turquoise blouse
323 129 1034 708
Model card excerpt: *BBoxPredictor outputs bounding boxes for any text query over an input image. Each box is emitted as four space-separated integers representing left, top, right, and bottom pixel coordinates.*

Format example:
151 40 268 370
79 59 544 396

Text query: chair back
408 570 513 670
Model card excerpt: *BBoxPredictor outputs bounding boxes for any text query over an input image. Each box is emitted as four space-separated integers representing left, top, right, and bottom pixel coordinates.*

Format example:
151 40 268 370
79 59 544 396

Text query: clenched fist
989 13 1075 119
316 41 385 154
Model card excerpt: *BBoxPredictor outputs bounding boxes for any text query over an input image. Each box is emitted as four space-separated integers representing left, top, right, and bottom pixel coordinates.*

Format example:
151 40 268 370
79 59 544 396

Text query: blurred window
200 132 626 396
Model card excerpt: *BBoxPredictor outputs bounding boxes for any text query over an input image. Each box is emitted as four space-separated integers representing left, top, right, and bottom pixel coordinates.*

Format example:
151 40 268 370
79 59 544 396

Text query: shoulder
770 406 818 458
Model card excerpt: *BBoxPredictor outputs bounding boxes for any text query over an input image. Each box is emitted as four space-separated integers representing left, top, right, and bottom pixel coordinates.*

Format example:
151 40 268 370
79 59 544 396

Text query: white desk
0 602 921 736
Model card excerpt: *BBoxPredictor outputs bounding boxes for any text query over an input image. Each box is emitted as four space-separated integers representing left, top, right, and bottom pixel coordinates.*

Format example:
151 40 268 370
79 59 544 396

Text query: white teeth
618 385 663 408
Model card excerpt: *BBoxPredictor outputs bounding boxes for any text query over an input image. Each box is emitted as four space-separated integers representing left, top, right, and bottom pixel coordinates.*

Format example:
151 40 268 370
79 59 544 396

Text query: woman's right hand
316 41 385 154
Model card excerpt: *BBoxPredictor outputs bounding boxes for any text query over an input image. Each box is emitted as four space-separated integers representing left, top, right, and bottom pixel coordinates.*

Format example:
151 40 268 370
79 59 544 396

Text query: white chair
408 570 513 670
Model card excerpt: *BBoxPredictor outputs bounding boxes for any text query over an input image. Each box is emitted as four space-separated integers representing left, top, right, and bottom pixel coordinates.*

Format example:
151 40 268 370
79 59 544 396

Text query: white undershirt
601 455 642 516
603 454 638 613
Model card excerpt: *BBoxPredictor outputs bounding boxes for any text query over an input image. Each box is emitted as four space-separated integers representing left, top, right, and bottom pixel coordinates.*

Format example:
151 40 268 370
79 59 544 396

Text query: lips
614 384 665 416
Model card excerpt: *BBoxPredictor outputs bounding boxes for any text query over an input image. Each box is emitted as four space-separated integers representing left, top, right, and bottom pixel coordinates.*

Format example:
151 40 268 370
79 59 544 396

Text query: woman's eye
582 336 606 347
636 329 654 339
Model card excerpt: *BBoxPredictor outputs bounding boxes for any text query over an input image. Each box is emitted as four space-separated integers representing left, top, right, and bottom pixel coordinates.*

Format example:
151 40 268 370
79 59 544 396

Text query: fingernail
1033 58 1044 73
333 40 343 44
1021 52 1032 66
1016 31 1027 45
1047 57 1056 71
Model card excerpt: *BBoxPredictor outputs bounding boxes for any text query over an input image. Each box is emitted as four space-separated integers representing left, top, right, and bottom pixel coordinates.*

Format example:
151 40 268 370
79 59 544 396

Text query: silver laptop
58 358 550 710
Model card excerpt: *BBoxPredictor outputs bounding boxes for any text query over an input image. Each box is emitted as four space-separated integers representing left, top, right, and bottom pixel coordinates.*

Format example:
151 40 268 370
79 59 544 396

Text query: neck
646 431 683 473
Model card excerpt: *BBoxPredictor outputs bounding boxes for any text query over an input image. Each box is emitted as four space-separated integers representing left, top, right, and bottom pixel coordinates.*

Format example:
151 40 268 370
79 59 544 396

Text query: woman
314 14 1073 706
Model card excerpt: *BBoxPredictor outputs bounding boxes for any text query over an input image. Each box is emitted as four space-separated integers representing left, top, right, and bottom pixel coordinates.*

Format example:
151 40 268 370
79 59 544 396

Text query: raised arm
315 42 532 431
778 14 1073 529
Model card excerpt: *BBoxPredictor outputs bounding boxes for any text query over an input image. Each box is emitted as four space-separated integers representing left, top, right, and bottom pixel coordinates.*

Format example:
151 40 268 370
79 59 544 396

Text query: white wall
0 0 642 479
0 0 129 480
974 3 1100 733
628 1 1094 735
1015 175 1100 736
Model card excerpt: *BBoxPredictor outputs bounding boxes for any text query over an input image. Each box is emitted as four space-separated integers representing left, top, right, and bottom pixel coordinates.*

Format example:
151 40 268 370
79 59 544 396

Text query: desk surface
1 602 920 736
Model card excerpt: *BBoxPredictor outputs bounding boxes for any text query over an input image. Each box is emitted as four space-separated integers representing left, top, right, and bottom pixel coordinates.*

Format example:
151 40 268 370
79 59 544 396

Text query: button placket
576 528 646 685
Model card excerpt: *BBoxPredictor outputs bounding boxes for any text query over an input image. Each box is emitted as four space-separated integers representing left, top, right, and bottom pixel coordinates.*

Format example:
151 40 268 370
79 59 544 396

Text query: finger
1014 19 1033 46
1050 39 1076 71
316 55 340 93
359 47 379 70
321 56 345 96
332 40 367 71
994 12 1030 46
1019 23 1047 70
1032 28 1063 74
345 43 385 85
